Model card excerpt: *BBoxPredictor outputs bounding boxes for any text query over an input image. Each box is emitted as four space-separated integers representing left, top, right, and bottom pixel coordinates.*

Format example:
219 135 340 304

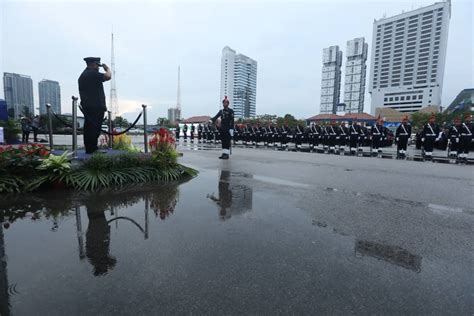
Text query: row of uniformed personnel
176 113 472 160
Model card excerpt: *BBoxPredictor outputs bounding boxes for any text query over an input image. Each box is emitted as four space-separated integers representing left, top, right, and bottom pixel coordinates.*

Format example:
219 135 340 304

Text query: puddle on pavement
0 168 465 314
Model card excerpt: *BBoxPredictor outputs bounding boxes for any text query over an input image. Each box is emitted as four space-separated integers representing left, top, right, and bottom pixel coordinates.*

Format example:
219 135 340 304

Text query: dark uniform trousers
221 129 231 150
423 136 436 153
82 108 105 154
397 137 408 152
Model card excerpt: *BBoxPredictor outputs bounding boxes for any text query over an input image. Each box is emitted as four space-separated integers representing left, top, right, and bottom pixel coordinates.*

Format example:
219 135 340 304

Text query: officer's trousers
459 136 472 154
83 109 105 154
423 136 436 153
397 137 408 152
220 129 231 150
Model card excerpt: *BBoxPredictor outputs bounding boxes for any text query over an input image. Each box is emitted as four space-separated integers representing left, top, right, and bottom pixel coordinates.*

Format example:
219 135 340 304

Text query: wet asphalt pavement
1 146 473 315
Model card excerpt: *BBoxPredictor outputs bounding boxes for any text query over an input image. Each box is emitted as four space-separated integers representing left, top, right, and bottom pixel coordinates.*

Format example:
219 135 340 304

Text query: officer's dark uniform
348 121 360 155
371 121 386 154
459 115 473 160
395 119 412 158
447 120 461 158
421 118 440 158
211 97 234 159
190 125 195 142
175 125 180 141
197 124 203 142
183 124 188 142
78 57 107 154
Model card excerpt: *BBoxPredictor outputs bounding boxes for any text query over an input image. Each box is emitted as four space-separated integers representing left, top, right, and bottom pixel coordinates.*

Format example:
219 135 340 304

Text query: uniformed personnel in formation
421 114 441 160
395 116 412 159
78 57 112 154
459 113 473 161
447 117 461 158
173 112 471 163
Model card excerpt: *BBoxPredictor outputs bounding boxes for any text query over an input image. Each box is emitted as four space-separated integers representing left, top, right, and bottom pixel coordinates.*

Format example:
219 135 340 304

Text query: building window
406 96 411 100
389 97 394 101
418 95 423 99
401 96 405 101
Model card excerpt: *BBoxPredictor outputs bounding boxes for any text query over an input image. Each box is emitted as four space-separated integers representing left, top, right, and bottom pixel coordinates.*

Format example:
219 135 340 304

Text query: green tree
113 116 129 128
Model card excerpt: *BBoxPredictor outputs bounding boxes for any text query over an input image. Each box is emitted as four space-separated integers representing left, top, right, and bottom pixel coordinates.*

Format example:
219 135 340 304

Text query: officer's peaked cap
84 57 101 64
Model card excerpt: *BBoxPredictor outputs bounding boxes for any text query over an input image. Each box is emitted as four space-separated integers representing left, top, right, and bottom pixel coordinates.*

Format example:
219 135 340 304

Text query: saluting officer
211 96 235 159
78 57 112 154
459 113 473 161
395 116 412 159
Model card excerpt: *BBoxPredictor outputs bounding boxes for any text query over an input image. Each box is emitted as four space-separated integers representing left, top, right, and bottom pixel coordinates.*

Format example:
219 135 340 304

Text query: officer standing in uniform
78 57 111 154
175 123 180 142
190 124 195 143
348 120 360 155
395 116 412 159
197 123 203 143
211 96 234 159
459 113 473 162
371 117 385 156
328 120 337 154
447 117 461 158
421 114 440 160
182 124 188 142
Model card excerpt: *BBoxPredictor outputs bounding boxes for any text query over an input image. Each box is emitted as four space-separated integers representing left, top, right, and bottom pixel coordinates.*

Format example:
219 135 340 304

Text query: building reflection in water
355 240 422 273
208 170 253 221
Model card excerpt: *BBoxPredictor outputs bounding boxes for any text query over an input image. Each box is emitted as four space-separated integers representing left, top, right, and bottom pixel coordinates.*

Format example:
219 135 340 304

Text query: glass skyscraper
3 72 34 119
38 79 61 115
320 46 343 114
220 46 257 119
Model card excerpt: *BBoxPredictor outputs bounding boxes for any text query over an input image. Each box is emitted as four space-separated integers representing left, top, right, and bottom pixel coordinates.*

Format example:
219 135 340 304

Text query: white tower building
320 46 343 114
369 1 451 114
220 46 257 119
344 38 368 113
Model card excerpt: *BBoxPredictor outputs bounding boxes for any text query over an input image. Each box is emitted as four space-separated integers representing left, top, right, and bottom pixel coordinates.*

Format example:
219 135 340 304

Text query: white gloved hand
421 138 425 142
456 138 459 143
396 137 399 142
229 129 234 137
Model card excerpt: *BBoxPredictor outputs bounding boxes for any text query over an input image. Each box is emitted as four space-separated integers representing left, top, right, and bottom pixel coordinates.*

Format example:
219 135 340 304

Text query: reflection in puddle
0 183 183 280
208 170 253 221
355 240 422 273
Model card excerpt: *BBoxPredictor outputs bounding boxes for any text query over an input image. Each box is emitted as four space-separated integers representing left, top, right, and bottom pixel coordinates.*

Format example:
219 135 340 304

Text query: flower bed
0 129 197 193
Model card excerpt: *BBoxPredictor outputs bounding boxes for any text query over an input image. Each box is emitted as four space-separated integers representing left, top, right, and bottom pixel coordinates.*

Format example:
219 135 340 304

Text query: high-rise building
369 1 451 114
168 107 181 124
320 46 343 114
38 79 61 115
220 46 257 119
344 38 368 113
3 72 34 119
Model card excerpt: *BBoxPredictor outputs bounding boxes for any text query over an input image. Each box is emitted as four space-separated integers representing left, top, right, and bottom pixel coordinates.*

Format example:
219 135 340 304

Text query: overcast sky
1 0 472 121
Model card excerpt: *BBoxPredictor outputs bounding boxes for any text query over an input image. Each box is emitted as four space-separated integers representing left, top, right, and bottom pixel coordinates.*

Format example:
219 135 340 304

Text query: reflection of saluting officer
208 170 233 220
85 203 116 276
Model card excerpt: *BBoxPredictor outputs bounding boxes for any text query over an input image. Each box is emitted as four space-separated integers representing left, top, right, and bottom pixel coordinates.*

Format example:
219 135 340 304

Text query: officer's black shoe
218 154 229 159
